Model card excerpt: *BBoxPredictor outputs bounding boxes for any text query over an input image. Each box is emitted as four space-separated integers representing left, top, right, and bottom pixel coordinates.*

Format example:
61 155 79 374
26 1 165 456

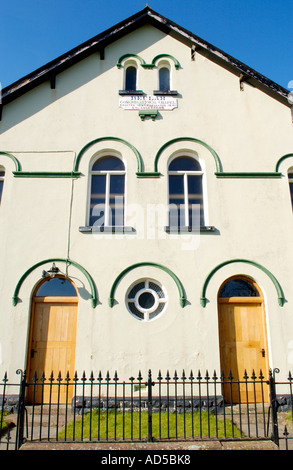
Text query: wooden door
218 279 269 403
27 297 78 404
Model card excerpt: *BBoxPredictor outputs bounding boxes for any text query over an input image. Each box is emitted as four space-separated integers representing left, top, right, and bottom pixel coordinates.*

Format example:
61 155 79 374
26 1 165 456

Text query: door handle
260 348 266 357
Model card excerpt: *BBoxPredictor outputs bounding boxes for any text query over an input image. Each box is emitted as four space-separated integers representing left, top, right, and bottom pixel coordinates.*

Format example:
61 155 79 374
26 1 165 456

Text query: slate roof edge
1 6 291 106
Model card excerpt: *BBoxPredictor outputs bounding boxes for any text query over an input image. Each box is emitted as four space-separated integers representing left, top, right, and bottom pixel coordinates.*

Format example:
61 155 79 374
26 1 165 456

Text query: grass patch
59 409 241 441
0 411 11 435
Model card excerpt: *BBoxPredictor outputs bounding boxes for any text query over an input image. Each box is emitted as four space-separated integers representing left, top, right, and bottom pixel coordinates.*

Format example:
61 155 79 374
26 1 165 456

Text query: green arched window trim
200 259 285 307
73 137 143 174
116 54 146 68
275 154 293 172
109 262 186 308
150 54 180 69
0 151 21 172
116 54 180 70
12 258 98 308
154 137 222 174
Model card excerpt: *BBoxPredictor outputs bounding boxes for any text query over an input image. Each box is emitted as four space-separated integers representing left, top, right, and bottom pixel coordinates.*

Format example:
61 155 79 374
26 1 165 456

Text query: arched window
0 167 5 204
168 156 204 229
219 277 260 298
35 276 78 297
159 67 170 92
125 66 137 91
89 155 125 228
288 168 293 210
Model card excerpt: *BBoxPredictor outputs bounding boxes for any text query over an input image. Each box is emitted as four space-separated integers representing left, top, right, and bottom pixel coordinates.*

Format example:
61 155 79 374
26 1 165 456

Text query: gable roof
1 6 290 107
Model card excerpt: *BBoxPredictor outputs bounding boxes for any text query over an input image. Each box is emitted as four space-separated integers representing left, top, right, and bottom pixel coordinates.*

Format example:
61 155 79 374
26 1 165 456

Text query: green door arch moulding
275 153 293 172
200 259 285 307
0 151 21 171
109 262 186 308
73 137 143 174
12 258 98 308
153 137 222 174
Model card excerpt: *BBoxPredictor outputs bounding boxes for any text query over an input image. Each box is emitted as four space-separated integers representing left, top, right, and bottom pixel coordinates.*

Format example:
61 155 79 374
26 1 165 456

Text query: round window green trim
200 259 285 307
73 137 143 173
154 137 222 173
0 151 21 172
109 262 186 308
12 258 98 308
151 54 180 69
116 54 146 68
275 154 293 172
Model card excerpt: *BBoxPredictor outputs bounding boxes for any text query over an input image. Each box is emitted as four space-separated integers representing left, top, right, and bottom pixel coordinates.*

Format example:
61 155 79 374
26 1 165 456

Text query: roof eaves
1 6 290 106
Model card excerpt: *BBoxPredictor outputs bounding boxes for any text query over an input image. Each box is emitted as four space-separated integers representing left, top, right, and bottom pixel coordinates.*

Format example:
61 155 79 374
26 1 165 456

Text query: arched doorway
26 276 78 403
217 276 269 403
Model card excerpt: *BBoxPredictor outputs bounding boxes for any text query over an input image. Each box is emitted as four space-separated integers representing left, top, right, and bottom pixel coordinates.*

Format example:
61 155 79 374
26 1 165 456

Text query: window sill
153 90 178 95
119 90 144 95
165 226 216 233
79 226 135 233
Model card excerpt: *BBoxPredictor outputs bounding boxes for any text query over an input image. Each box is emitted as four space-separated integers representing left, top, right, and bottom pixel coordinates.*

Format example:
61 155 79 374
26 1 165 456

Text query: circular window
126 280 167 321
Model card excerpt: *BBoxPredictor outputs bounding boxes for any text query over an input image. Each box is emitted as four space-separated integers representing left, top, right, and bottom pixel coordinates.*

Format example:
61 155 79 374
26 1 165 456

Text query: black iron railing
1 368 293 450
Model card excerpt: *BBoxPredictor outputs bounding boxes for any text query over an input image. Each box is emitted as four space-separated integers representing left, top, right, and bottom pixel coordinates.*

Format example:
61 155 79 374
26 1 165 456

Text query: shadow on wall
0 27 166 134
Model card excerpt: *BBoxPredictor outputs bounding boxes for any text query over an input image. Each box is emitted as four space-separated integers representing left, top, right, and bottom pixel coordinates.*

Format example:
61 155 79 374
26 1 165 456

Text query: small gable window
154 61 177 95
125 66 137 91
159 67 170 92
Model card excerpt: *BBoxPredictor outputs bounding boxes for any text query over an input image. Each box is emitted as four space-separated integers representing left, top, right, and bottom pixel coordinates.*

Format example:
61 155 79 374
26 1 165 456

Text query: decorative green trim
73 137 143 173
139 109 158 121
136 172 161 178
151 54 180 70
154 138 222 173
109 262 186 308
275 154 293 172
116 54 146 68
0 151 21 172
116 54 180 70
200 259 285 308
215 172 282 178
12 258 98 308
13 171 81 178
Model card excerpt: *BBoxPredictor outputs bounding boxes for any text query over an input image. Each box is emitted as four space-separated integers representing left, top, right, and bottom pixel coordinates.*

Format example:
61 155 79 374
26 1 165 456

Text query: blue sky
1 0 293 91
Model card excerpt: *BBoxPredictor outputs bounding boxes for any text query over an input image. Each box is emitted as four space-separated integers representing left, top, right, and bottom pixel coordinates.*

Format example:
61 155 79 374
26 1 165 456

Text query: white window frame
168 153 205 228
88 154 126 228
124 61 138 92
126 279 168 322
158 63 171 92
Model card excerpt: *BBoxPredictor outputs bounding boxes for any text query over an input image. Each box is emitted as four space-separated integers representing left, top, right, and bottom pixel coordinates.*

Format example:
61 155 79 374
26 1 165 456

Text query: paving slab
19 439 277 451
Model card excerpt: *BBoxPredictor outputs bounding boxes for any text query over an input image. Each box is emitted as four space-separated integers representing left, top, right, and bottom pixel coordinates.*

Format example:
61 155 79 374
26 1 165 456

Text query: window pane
288 172 293 209
125 66 137 91
159 67 170 91
138 291 156 309
89 174 106 226
219 279 260 297
289 182 293 207
0 180 3 204
35 278 77 297
188 175 204 227
92 156 124 171
169 157 201 172
109 174 125 226
168 174 185 227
